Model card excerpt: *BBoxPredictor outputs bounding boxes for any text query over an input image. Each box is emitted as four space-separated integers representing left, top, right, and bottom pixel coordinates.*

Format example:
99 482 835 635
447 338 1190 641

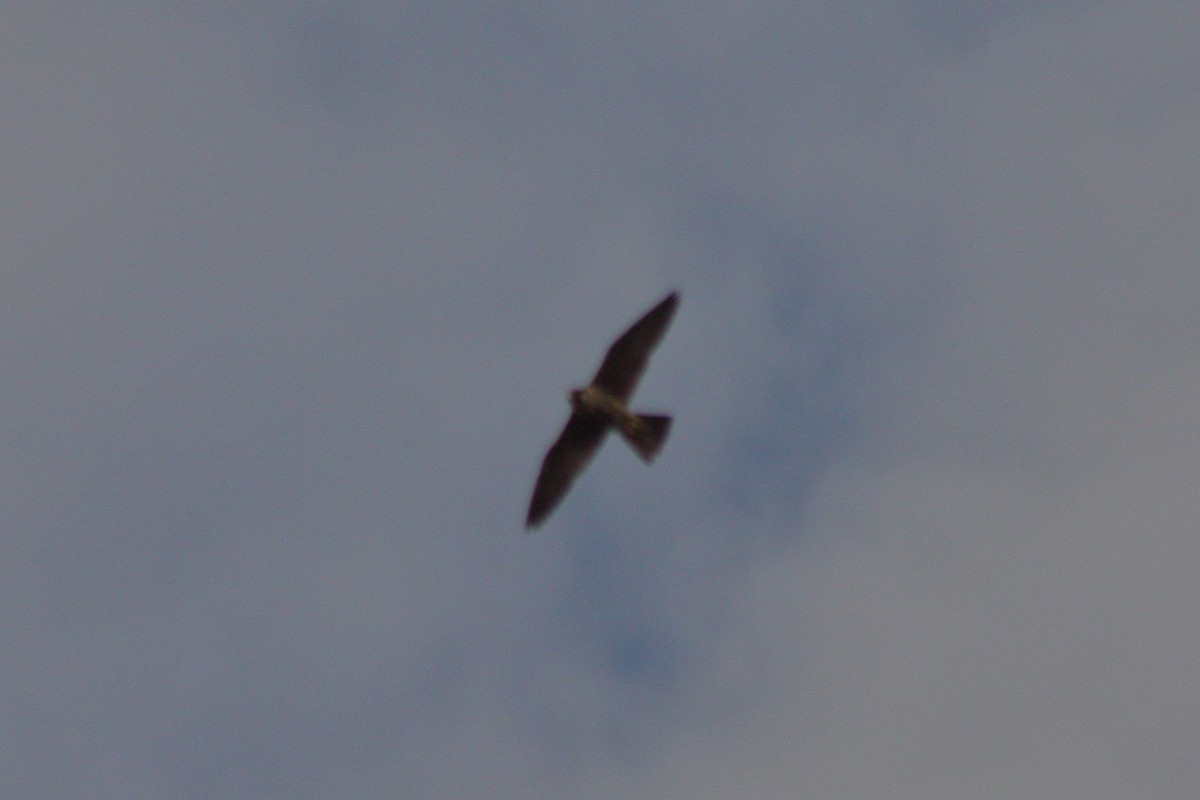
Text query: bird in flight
525 291 679 529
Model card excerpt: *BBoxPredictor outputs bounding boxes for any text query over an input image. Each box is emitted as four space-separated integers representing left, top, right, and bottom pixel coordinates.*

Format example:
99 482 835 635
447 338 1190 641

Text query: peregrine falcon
525 291 679 529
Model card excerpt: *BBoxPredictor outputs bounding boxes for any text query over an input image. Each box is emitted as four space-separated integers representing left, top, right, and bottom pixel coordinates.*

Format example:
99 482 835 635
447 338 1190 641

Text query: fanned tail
620 414 671 463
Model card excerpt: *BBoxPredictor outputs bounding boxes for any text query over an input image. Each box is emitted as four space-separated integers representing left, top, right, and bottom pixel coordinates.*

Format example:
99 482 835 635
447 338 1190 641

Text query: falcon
525 291 679 529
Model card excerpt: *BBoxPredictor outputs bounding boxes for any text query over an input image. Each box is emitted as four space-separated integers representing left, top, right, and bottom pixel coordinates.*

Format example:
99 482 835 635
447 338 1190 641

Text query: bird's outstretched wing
590 291 679 402
525 412 608 529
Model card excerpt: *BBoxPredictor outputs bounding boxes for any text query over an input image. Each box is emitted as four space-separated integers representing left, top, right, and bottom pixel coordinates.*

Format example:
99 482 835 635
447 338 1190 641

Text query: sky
4 3 1199 798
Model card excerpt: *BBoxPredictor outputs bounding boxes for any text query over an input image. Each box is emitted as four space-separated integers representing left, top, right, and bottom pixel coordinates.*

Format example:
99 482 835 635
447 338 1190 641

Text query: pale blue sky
4 4 1199 798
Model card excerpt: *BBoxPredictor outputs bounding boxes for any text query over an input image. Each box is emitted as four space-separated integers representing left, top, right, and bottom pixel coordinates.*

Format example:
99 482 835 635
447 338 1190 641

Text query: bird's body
525 292 679 529
570 384 672 463
570 385 637 429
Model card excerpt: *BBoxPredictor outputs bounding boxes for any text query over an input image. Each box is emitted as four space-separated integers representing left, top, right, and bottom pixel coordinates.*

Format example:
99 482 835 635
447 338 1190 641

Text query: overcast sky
4 3 1200 798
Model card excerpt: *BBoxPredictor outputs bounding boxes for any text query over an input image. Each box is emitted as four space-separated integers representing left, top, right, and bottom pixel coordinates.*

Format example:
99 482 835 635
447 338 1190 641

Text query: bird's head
568 388 586 410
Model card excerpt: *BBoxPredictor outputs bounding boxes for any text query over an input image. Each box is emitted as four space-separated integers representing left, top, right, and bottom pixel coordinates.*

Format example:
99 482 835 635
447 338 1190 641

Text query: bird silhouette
525 291 679 529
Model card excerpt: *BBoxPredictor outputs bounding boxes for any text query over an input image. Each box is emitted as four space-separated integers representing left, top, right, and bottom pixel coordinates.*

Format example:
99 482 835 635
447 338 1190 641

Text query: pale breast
574 385 634 426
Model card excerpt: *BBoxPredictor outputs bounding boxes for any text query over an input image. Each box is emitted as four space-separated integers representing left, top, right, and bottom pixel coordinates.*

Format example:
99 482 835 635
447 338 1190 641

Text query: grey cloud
3 3 1198 798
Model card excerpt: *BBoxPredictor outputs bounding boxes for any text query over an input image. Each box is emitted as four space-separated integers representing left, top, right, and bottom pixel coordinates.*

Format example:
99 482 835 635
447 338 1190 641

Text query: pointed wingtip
654 290 680 319
652 290 679 309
